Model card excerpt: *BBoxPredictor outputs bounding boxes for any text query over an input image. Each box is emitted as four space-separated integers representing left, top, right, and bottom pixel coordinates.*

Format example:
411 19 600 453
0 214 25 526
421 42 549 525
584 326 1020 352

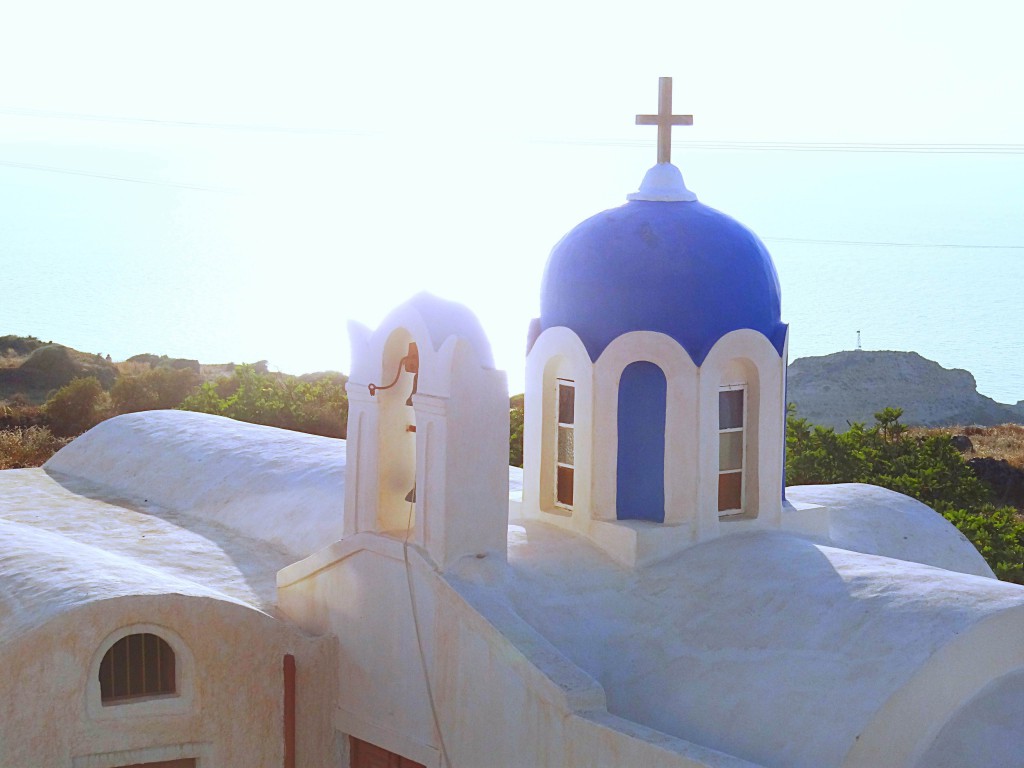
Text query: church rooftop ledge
276 531 407 590
587 518 702 569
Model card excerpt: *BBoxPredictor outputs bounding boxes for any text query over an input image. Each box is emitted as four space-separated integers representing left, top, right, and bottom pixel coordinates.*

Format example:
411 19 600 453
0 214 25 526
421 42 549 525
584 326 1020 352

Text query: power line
3 107 1022 154
763 236 1024 250
687 141 1024 155
0 159 226 191
534 137 1024 155
1 153 1021 251
0 106 370 136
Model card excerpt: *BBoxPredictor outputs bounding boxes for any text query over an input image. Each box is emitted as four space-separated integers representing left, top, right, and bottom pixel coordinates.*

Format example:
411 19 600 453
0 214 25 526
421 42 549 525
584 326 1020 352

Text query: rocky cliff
787 351 1024 430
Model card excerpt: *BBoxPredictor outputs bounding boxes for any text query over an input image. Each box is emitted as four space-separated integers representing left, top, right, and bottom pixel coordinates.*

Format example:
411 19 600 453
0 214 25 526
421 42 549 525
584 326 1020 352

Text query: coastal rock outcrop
788 350 1024 430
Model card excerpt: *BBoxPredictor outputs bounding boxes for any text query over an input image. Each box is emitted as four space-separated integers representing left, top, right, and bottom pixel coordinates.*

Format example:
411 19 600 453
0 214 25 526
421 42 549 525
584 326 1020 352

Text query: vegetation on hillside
111 366 202 415
180 364 348 438
0 351 351 464
0 426 70 469
43 376 110 437
0 334 46 361
911 423 1024 468
510 394 525 468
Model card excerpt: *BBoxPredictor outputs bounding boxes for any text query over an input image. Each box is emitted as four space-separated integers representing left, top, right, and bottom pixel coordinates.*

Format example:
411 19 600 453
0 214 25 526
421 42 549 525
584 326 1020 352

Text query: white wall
0 595 334 768
277 533 761 768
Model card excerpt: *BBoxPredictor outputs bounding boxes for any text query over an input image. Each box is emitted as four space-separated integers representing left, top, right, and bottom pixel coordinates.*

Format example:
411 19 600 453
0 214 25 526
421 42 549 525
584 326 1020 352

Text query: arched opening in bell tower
374 328 419 533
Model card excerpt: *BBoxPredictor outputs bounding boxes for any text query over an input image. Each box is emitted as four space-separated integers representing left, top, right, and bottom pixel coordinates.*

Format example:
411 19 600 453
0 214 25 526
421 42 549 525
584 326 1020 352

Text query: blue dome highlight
540 200 787 365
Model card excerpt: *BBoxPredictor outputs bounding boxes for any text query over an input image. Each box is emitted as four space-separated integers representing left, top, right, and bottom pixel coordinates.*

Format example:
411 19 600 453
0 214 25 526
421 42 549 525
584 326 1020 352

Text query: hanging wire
402 497 453 768
0 159 226 191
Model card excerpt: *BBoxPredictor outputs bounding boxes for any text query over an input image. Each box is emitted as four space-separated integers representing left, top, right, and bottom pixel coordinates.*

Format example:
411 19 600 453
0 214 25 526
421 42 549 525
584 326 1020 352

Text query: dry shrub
0 397 44 429
0 426 70 469
115 361 152 377
915 424 1024 470
978 424 1024 468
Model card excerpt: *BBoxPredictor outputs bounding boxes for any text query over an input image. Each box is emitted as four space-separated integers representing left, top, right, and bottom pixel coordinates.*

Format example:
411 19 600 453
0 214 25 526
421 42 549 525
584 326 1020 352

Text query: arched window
718 386 746 514
555 378 576 509
99 632 176 704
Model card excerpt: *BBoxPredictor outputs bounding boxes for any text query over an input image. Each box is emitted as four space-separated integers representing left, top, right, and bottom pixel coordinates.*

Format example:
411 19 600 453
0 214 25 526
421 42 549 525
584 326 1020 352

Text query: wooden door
350 736 425 768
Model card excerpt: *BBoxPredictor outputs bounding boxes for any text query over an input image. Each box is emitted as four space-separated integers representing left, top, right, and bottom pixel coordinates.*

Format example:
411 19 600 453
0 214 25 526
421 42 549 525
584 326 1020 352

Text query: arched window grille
99 632 176 704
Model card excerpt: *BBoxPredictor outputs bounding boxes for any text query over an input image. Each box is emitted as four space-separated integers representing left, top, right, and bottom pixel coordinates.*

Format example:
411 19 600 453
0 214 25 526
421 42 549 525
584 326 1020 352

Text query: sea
1 139 1022 404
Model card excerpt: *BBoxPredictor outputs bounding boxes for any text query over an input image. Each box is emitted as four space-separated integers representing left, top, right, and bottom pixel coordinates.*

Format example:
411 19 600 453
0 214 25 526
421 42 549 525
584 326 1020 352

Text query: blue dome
539 199 787 365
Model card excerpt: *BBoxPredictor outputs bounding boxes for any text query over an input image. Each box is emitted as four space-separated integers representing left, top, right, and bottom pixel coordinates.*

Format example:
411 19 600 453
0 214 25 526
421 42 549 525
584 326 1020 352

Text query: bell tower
345 293 510 569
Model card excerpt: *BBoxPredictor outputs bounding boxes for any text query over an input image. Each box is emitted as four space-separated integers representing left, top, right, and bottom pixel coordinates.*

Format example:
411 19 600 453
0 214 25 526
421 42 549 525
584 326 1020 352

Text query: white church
3 79 1024 768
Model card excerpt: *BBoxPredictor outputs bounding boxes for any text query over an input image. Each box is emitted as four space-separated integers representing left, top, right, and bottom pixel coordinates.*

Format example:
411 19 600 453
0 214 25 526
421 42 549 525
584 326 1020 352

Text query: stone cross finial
635 77 693 164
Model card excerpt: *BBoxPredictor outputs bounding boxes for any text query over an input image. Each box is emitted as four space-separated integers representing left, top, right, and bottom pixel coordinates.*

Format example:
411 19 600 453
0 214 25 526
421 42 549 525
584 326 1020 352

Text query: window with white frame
718 387 745 514
555 379 575 509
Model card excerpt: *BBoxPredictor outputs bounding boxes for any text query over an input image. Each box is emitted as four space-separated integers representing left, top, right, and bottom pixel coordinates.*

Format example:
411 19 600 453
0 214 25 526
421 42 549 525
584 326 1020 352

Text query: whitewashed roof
0 467 291 645
0 410 347 642
450 519 1024 768
45 410 346 560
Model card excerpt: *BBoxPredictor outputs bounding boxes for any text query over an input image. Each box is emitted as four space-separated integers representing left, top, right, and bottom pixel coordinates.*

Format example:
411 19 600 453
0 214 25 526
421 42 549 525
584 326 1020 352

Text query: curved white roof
0 410 346 641
0 516 244 646
45 410 346 560
787 483 994 577
455 520 1024 768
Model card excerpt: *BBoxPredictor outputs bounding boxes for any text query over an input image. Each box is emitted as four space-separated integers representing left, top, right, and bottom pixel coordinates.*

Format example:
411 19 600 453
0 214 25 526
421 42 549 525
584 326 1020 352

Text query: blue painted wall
617 361 666 523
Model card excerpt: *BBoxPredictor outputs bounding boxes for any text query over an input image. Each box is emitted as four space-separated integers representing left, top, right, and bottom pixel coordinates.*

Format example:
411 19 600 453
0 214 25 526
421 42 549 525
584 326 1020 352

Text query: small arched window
99 632 176 704
718 386 746 514
555 378 576 509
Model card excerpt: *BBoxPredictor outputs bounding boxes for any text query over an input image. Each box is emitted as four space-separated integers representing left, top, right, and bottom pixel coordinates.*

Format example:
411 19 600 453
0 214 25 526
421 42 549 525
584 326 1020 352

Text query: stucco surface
0 589 336 768
912 667 1024 768
45 409 346 559
0 411 340 768
787 483 994 577
508 465 523 496
399 291 496 367
450 520 1024 768
0 466 294 642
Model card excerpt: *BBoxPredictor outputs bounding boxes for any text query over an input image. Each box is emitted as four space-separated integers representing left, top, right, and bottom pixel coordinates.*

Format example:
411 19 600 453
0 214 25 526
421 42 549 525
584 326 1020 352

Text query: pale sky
1 0 1023 395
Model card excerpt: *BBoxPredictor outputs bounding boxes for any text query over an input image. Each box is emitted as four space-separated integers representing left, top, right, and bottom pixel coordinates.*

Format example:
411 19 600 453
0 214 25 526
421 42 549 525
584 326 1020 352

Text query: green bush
43 377 110 437
179 365 348 438
510 404 525 468
944 506 1024 585
111 367 201 414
